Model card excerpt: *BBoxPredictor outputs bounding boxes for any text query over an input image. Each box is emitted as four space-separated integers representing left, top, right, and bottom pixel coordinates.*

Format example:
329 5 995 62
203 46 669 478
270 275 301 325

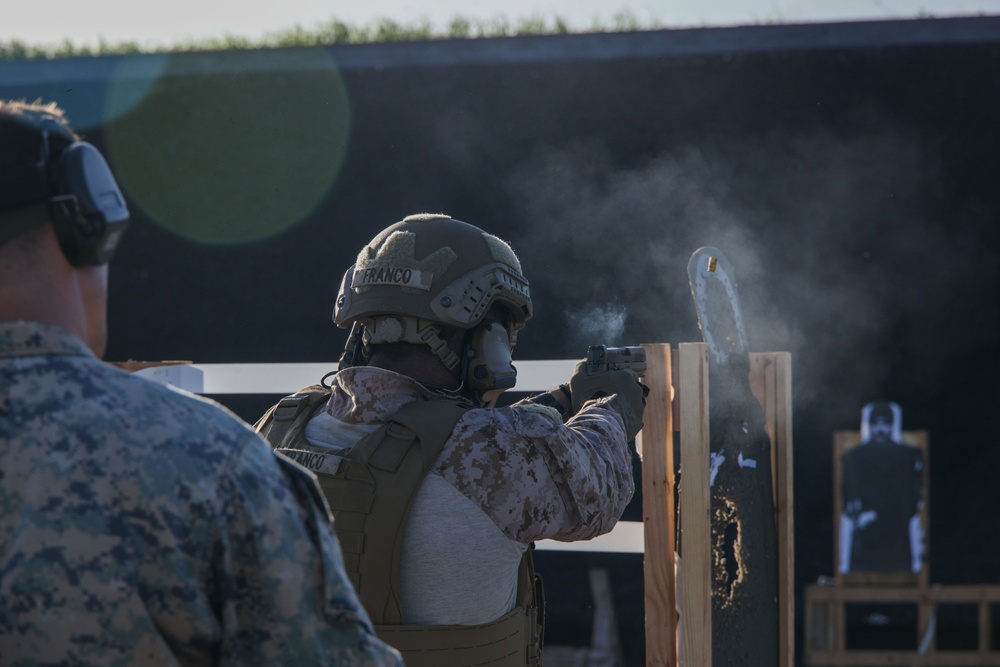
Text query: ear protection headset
0 114 129 266
464 320 517 406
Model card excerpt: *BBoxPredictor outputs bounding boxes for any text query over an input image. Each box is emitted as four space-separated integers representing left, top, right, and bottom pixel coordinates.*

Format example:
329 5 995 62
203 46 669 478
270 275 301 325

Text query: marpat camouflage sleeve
438 395 634 544
0 321 403 667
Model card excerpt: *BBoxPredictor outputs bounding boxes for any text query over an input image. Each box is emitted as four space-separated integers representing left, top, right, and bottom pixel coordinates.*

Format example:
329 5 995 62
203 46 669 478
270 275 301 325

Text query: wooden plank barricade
804 584 1000 665
111 343 795 667
640 344 678 666
651 344 794 667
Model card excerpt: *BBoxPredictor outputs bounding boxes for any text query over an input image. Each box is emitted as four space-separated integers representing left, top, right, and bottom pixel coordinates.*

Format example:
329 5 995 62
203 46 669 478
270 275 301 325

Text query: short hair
0 100 79 178
0 100 78 260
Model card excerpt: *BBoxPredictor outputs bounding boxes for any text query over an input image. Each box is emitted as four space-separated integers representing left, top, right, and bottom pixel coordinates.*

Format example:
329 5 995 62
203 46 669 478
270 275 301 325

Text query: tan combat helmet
334 214 532 399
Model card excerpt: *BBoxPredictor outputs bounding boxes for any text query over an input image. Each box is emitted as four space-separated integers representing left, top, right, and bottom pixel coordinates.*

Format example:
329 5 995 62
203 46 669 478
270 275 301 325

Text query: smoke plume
504 126 987 414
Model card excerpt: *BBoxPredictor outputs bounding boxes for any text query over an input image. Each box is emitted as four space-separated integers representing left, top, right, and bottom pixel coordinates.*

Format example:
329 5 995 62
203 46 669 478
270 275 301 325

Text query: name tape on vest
355 266 433 291
280 448 341 476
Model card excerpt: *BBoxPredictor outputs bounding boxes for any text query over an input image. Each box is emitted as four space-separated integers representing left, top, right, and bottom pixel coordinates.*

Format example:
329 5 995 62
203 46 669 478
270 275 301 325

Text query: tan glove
567 361 647 440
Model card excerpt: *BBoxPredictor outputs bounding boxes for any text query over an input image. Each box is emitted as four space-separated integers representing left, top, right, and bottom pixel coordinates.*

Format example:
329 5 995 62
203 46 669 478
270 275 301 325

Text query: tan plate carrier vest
256 384 544 667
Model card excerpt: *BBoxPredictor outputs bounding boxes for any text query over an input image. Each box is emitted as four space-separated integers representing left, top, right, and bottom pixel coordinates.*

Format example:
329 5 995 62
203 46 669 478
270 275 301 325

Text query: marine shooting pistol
585 345 646 378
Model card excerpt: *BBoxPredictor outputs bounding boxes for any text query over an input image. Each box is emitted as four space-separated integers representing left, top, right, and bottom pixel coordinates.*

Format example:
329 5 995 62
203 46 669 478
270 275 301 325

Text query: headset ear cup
49 143 129 266
49 195 98 266
466 322 517 405
52 197 106 265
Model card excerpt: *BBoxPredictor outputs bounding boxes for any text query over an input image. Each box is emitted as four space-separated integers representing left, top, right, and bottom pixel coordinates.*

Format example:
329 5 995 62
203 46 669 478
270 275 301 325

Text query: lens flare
104 47 351 244
104 54 171 125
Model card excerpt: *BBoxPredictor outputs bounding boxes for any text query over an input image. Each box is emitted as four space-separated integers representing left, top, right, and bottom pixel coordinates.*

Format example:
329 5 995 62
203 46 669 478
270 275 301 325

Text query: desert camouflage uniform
284 365 635 625
0 321 403 667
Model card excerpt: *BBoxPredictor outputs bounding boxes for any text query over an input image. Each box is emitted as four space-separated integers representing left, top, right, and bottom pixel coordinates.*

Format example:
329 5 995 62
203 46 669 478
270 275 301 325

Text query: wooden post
750 352 795 667
670 345 794 667
677 342 712 666
980 600 993 656
641 343 677 666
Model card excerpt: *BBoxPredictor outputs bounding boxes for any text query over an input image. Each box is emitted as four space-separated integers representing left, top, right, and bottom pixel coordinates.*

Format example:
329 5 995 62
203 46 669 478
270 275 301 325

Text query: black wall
3 16 999 664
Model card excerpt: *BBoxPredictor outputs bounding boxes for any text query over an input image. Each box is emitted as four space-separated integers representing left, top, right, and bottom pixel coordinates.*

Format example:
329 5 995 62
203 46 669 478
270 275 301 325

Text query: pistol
585 345 646 378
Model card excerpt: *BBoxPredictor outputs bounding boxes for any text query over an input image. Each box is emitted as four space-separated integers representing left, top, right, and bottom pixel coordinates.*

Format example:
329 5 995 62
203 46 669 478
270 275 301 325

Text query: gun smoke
564 303 628 349
505 128 996 421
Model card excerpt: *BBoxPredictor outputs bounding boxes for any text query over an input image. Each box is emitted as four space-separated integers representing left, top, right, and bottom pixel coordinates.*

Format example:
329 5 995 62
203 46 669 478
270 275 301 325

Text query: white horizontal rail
537 520 643 553
135 359 580 395
133 358 643 553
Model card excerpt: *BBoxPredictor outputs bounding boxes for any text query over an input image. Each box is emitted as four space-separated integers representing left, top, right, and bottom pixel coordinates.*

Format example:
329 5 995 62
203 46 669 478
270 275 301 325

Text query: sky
2 0 999 48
